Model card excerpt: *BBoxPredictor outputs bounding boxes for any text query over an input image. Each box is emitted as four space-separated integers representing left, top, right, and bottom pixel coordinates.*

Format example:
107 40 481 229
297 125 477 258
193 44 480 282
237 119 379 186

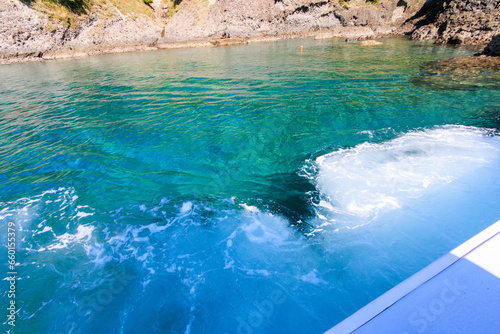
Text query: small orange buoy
300 45 303 52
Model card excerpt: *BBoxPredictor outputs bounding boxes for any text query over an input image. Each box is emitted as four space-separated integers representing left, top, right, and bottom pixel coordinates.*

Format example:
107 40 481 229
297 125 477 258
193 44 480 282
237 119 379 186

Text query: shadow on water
258 172 318 232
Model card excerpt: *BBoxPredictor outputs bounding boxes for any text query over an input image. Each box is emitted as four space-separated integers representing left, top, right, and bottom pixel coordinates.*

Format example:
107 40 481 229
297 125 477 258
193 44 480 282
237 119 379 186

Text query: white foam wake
312 126 500 223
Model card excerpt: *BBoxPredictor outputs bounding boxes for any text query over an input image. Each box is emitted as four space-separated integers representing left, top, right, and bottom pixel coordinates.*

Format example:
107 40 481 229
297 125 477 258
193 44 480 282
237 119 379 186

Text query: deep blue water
0 38 499 333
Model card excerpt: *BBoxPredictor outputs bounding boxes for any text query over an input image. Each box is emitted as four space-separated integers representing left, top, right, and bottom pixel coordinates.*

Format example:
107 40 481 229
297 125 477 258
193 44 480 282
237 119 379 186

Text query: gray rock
0 0 63 58
411 25 438 40
0 0 162 62
161 0 419 40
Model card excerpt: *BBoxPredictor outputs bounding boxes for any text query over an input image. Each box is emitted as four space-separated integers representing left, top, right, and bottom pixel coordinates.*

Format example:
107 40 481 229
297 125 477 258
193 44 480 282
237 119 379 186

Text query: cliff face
409 0 500 44
163 0 419 39
0 0 162 60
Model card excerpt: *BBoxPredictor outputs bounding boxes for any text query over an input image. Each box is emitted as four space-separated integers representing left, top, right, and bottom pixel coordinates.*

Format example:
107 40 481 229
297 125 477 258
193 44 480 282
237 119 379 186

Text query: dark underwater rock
415 55 500 89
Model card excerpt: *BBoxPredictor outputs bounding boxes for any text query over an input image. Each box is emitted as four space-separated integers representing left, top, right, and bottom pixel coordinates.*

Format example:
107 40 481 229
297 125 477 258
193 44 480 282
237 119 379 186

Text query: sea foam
313 126 500 224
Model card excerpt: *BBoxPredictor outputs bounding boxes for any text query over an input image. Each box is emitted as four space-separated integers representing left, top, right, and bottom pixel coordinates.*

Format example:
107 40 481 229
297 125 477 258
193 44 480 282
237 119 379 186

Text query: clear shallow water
0 38 499 333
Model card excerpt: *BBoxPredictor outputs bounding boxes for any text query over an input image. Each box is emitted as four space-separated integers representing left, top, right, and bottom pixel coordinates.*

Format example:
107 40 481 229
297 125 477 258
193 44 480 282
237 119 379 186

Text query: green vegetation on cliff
24 0 183 15
22 0 154 21
20 0 186 29
22 0 92 14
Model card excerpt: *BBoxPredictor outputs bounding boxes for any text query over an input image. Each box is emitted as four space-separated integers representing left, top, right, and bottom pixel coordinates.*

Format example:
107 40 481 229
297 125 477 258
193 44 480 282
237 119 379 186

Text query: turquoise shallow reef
1 38 500 333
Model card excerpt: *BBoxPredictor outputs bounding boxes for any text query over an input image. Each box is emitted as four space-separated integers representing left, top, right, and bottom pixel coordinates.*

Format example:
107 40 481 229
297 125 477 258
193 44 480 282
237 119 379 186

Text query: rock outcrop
408 0 500 44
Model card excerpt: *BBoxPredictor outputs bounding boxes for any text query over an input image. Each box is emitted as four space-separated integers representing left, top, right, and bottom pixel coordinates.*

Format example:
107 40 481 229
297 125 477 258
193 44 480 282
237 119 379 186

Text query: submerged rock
415 34 500 89
359 40 383 46
415 56 500 89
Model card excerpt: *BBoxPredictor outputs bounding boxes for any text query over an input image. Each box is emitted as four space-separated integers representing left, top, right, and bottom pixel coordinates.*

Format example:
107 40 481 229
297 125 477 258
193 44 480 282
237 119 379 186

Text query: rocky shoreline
0 0 422 64
0 0 498 64
0 26 402 65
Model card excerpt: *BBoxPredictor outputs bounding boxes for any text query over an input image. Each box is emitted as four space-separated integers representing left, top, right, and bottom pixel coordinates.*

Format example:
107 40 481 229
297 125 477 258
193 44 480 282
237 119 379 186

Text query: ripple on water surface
0 38 499 333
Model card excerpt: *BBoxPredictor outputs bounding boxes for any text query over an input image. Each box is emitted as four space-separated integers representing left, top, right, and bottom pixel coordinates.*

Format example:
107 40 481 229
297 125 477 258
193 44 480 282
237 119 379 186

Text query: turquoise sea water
1 38 499 333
